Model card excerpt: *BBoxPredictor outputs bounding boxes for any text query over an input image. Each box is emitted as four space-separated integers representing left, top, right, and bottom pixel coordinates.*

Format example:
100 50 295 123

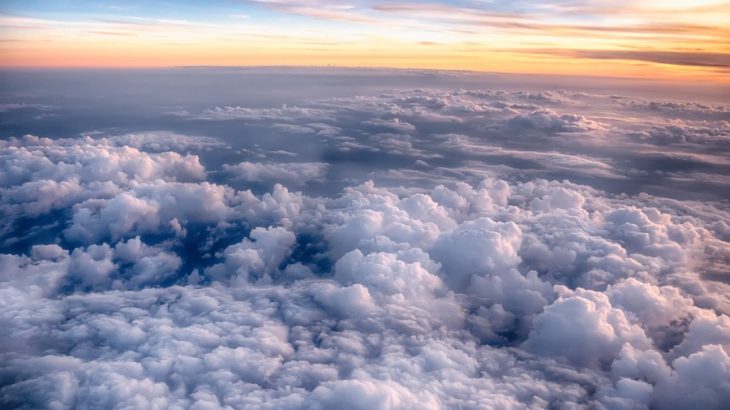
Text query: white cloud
2 84 730 409
523 287 652 368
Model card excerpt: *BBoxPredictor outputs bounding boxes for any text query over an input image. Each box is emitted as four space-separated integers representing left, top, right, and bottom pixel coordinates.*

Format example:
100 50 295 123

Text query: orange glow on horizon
2 39 726 84
1 2 728 83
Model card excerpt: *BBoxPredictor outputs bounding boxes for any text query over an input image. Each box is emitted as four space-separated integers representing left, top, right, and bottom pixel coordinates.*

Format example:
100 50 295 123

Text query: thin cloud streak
515 48 730 69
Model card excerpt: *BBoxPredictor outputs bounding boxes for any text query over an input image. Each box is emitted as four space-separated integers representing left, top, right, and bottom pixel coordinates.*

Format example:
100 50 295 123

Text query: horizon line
2 64 728 85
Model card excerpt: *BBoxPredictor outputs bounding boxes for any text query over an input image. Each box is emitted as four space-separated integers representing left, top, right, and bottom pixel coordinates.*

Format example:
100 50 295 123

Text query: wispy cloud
242 0 376 23
518 48 730 69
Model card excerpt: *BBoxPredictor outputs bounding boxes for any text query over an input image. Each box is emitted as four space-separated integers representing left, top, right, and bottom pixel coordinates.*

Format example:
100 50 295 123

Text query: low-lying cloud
1 84 730 409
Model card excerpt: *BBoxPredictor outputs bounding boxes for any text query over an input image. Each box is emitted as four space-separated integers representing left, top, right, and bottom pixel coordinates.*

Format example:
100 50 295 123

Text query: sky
1 0 729 81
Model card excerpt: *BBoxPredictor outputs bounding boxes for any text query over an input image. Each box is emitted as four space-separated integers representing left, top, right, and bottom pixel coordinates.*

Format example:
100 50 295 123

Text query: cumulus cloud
0 134 206 188
505 109 602 133
524 286 652 367
2 83 730 409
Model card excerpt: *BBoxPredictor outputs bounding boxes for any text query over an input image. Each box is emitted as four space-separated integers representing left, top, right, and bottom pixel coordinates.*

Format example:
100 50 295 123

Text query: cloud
193 105 331 122
183 87 730 201
206 226 296 283
244 0 376 23
523 286 652 368
64 181 232 243
224 161 329 184
2 84 730 409
614 98 730 121
653 344 730 409
504 109 602 133
0 134 206 188
0 103 53 112
519 48 730 69
431 218 522 291
105 131 229 152
362 118 417 133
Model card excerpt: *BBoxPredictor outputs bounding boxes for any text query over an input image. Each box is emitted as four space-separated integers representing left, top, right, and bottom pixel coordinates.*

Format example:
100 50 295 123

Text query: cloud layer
2 83 730 409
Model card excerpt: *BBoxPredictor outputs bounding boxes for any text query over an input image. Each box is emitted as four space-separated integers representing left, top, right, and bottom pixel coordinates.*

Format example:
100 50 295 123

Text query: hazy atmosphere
1 2 730 410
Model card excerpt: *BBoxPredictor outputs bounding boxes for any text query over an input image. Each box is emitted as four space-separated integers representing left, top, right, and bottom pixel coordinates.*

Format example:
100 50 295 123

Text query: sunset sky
1 0 729 80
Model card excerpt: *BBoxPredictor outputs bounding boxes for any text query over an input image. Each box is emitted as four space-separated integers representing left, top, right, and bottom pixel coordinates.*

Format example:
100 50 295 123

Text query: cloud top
2 83 730 409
